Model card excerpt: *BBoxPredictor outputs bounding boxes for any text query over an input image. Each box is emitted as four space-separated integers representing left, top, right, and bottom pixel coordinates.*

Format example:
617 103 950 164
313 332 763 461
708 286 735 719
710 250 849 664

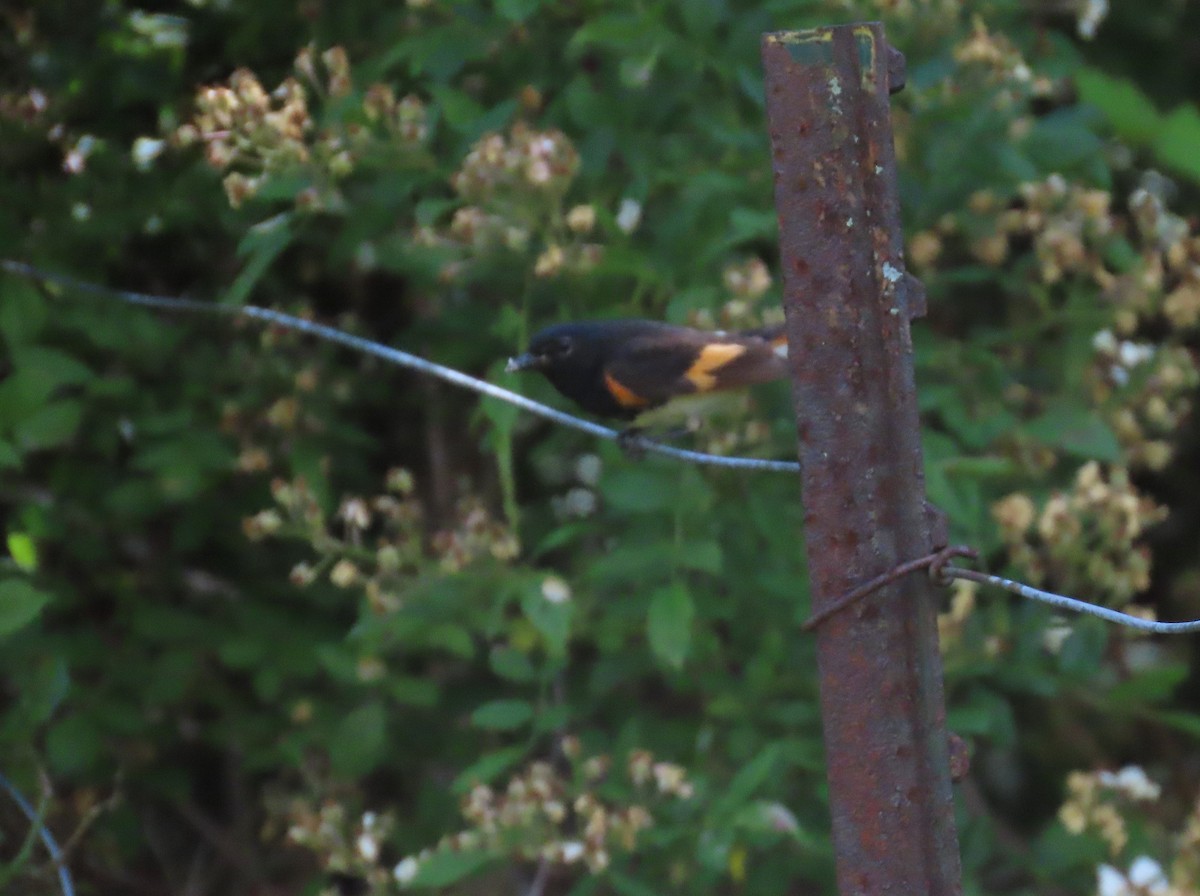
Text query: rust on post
762 23 962 896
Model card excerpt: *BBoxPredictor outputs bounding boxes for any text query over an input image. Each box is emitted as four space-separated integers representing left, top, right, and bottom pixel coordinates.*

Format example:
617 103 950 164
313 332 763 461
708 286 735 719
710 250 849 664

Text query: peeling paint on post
762 23 963 896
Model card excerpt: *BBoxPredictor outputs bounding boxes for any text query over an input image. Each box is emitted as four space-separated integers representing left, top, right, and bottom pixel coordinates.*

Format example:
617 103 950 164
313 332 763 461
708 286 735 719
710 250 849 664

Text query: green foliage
3 1 1200 894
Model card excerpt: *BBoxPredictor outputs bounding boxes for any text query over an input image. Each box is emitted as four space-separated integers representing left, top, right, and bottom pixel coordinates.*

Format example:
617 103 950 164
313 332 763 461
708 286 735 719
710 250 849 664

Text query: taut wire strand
0 260 801 474
941 566 1200 634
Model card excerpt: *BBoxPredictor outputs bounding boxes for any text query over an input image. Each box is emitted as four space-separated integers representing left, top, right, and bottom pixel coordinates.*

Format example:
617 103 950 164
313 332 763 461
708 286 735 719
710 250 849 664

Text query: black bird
506 319 789 420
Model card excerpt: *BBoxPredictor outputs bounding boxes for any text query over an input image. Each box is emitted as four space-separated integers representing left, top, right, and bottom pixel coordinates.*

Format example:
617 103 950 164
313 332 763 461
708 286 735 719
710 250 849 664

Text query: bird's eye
554 337 573 357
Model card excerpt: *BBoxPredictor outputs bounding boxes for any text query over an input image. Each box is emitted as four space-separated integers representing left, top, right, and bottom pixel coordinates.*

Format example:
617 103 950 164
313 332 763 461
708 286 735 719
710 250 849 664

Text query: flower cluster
550 453 603 521
417 122 604 281
283 801 398 893
1124 186 1200 335
431 494 521 572
451 123 579 205
1090 333 1199 470
392 741 693 886
1057 768 1200 896
1060 765 1162 856
244 468 517 607
992 462 1167 609
166 46 428 209
948 17 1056 110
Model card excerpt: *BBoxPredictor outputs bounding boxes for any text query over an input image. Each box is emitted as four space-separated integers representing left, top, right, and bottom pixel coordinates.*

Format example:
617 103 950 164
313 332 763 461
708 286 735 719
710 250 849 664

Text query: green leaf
1025 405 1120 461
429 84 484 129
489 645 537 682
0 278 48 344
713 742 782 817
0 579 50 637
0 439 18 469
6 532 38 572
12 345 94 389
520 583 571 655
329 702 388 777
1153 106 1200 184
13 399 83 450
495 0 541 24
451 745 528 793
14 656 70 726
1107 664 1187 704
409 849 494 887
224 213 293 306
1156 710 1200 740
601 468 673 513
1075 68 1162 144
46 713 102 774
647 584 693 670
676 540 722 574
470 698 533 731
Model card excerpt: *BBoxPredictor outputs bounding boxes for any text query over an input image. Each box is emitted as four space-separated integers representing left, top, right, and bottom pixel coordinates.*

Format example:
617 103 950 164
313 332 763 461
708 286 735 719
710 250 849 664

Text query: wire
0 260 802 475
943 566 1200 634
7 259 1197 636
0 771 75 896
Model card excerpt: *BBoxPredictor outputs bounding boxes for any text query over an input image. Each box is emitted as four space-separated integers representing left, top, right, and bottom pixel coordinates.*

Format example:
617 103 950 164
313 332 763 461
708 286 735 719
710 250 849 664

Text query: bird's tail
738 322 789 359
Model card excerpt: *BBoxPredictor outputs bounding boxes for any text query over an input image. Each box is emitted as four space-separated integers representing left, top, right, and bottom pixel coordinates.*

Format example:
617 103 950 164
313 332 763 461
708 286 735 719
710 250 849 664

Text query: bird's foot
616 426 688 460
616 427 650 460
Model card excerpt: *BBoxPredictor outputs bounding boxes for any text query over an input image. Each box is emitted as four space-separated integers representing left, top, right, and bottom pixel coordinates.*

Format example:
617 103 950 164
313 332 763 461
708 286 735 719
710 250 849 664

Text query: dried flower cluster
947 17 1056 115
431 494 521 572
392 741 693 886
1090 333 1199 470
416 122 604 281
1060 765 1161 856
992 462 1167 608
1059 767 1200 896
283 802 398 893
244 469 517 609
912 173 1200 472
167 46 428 209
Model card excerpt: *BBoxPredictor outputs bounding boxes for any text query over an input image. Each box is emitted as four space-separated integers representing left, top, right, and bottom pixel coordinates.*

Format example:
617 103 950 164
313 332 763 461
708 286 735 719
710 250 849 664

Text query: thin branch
0 260 802 474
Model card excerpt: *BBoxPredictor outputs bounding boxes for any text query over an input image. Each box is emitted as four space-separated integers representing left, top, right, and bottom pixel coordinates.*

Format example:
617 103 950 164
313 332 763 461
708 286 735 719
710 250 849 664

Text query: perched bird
506 319 789 420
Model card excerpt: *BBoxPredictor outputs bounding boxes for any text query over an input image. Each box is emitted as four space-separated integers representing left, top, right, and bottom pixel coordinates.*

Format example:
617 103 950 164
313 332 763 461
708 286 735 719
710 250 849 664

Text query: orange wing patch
604 371 651 409
683 342 748 391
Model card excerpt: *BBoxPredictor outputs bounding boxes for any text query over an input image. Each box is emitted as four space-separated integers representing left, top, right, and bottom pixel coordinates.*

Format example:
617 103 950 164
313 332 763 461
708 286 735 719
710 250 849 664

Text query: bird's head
505 323 592 374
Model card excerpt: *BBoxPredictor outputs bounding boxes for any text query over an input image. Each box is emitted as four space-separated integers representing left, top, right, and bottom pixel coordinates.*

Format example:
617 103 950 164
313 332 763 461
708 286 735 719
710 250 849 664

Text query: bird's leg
615 426 690 460
616 426 650 460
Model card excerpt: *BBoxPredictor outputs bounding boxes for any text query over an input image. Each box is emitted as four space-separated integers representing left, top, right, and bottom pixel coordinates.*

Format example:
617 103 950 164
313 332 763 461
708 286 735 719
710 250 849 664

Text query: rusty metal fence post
762 24 963 896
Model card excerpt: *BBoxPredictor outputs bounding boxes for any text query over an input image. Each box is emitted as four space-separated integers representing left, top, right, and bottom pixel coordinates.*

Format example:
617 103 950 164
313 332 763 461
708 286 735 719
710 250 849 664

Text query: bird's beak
505 352 541 373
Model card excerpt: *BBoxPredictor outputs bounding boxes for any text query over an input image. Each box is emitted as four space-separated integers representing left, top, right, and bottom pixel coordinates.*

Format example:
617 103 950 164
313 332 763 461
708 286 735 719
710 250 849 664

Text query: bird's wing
604 327 787 407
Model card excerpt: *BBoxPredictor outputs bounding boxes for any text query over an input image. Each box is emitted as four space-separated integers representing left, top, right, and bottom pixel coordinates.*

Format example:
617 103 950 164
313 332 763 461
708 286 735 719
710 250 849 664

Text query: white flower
1098 765 1161 801
1077 0 1109 39
616 198 642 234
575 453 602 486
1095 856 1168 896
393 856 420 885
560 840 585 863
1117 341 1154 369
1097 864 1127 896
132 137 165 171
356 831 379 862
1128 855 1168 891
541 576 571 604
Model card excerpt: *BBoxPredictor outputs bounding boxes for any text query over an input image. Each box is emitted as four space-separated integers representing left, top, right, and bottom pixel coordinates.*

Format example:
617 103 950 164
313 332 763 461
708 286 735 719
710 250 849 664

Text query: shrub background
3 1 1200 893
